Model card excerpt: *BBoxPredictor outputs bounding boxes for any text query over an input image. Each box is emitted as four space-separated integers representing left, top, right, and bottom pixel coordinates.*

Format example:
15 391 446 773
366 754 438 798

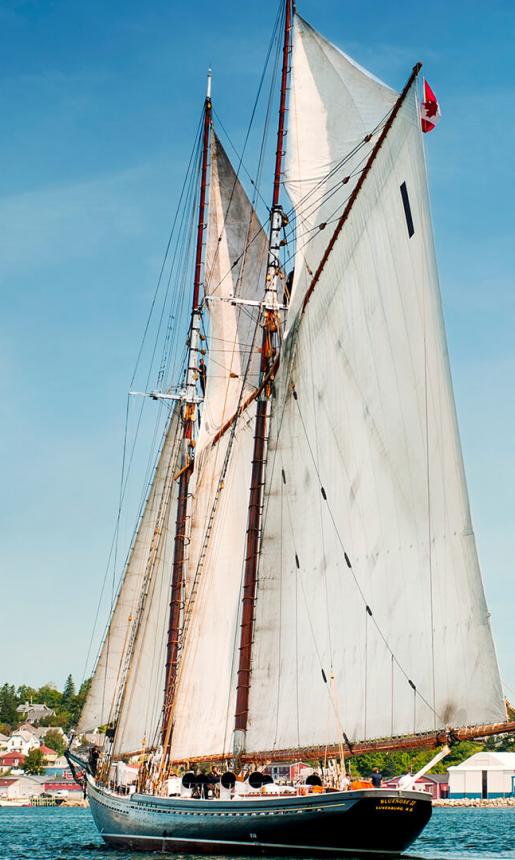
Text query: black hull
87 777 432 856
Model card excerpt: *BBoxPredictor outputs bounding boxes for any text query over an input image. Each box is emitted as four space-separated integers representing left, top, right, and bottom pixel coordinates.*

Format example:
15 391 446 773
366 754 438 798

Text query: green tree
68 678 91 728
16 685 37 705
39 712 69 729
37 683 62 710
62 675 76 704
42 729 66 756
444 741 483 768
39 708 72 732
349 741 485 780
23 748 45 775
349 752 388 778
484 732 515 752
0 684 18 725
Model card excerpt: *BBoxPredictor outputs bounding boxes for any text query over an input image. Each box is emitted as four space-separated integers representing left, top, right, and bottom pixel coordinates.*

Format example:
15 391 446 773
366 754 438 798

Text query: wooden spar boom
165 720 515 766
162 83 212 755
233 0 293 746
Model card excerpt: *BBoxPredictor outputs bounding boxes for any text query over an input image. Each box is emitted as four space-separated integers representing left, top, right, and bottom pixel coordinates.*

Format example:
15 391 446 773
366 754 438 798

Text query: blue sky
1 0 514 706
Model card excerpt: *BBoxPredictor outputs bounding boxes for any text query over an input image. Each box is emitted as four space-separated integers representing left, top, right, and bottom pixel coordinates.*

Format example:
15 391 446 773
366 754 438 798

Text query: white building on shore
449 752 515 799
6 730 40 755
0 776 46 800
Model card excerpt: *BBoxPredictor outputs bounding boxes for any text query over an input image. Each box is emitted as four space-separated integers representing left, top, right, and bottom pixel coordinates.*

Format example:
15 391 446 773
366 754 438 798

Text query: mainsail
244 16 505 755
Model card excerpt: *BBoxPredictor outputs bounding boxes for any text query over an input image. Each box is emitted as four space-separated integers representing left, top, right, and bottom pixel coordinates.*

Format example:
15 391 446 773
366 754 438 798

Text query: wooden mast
233 0 292 755
162 73 212 757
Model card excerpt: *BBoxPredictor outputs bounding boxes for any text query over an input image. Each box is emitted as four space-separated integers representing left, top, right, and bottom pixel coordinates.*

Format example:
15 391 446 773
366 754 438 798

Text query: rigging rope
80 108 205 714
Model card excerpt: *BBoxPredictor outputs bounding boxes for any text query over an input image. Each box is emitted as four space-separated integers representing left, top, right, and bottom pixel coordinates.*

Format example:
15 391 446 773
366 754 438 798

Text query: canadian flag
420 79 441 133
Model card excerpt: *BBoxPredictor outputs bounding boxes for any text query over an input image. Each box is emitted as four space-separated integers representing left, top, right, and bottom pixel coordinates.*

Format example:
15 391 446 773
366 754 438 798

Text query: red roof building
44 781 83 792
384 774 449 799
0 751 26 769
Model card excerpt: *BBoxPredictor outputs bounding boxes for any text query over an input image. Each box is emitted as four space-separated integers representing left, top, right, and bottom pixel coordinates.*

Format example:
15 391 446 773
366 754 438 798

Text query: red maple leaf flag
420 79 441 133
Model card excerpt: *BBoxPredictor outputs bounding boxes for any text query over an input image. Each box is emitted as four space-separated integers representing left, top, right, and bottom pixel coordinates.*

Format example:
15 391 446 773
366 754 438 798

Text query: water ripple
0 806 513 860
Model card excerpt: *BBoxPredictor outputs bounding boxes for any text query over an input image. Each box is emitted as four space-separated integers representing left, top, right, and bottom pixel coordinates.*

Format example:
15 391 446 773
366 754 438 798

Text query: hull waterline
87 776 432 855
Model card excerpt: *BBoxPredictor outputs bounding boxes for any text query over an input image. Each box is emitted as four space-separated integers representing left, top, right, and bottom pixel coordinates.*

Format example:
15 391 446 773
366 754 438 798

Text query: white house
448 752 515 799
36 726 68 745
17 723 40 738
0 775 46 799
6 730 40 755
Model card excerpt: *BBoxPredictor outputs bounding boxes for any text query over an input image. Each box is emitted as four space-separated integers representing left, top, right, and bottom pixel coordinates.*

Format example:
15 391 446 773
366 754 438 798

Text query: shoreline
0 799 88 808
434 798 515 808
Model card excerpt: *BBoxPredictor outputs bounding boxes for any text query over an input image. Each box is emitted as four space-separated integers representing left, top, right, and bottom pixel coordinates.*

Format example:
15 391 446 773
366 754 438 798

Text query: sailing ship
68 1 515 855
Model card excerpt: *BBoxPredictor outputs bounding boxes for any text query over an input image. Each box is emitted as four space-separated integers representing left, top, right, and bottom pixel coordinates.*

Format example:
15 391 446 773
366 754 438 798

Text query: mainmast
233 0 293 755
162 71 212 758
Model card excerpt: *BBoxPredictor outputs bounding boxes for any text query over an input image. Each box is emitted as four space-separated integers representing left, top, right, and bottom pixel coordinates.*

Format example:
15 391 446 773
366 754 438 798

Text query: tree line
0 675 91 737
1 677 513 778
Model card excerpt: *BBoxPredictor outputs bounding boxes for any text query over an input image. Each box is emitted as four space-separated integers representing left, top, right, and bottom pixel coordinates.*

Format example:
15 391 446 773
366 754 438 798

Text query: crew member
371 767 382 788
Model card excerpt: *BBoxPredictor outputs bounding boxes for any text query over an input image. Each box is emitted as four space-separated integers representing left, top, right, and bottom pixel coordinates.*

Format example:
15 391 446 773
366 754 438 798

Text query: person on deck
339 772 351 791
371 768 382 788
88 745 100 776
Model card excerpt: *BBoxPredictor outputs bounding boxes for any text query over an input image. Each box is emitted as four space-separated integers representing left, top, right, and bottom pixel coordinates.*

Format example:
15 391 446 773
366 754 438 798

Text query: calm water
0 807 513 860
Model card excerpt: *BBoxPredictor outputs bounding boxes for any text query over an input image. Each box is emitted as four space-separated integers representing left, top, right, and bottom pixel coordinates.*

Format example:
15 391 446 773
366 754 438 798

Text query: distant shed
384 773 449 799
0 776 45 799
448 752 515 799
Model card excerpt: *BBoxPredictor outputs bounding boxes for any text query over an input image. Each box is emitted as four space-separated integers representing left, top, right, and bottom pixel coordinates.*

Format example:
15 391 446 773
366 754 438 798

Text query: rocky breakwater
433 798 515 808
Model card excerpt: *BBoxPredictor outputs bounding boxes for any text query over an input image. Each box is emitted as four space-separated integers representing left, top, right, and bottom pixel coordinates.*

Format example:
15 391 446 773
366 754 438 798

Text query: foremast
162 72 212 761
233 0 293 756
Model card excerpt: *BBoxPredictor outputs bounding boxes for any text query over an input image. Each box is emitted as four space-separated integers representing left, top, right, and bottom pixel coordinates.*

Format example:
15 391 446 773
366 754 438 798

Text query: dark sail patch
400 181 415 238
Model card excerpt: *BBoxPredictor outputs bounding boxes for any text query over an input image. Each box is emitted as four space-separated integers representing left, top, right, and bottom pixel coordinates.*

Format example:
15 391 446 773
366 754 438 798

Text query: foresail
245 42 505 754
170 409 255 760
78 407 181 751
168 135 269 760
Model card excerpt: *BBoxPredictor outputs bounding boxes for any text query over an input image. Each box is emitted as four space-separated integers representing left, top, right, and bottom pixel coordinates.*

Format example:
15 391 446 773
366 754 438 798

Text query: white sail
170 411 255 760
245 21 505 754
168 134 268 760
198 131 266 445
284 15 396 322
78 408 182 751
